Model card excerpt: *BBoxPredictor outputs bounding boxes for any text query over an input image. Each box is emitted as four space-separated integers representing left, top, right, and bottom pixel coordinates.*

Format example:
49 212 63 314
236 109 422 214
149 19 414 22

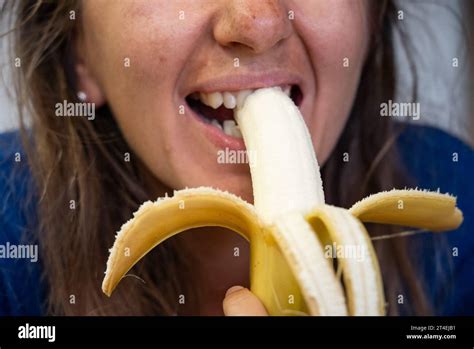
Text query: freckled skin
78 0 369 202
76 0 370 314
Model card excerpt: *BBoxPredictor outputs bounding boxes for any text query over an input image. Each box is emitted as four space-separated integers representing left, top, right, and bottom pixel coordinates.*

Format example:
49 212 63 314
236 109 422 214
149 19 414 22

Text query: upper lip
183 71 303 95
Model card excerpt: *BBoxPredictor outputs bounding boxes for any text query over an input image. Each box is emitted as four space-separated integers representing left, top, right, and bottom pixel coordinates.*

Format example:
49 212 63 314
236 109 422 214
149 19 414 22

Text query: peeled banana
102 87 463 316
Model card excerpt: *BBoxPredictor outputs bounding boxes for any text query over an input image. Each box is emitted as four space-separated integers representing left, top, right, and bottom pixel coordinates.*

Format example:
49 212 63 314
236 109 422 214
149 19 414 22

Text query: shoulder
397 124 474 315
0 131 32 238
397 123 473 188
0 130 44 315
397 124 473 235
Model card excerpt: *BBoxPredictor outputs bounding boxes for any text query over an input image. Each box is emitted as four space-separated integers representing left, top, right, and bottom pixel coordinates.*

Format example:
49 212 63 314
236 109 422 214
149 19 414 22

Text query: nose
213 0 292 54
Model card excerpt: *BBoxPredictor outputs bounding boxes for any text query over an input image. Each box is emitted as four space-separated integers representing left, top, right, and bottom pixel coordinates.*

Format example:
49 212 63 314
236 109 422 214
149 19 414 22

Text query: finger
223 286 268 316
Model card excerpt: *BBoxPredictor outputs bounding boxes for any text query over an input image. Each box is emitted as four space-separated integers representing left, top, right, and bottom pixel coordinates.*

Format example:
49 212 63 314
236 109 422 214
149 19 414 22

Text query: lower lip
185 104 247 151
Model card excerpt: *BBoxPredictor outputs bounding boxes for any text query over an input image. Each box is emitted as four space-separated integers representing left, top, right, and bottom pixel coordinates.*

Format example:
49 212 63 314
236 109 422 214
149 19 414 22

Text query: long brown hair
2 0 434 315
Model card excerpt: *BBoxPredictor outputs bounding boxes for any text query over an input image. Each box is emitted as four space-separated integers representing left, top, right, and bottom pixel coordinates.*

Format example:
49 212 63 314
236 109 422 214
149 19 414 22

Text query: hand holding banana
102 88 463 316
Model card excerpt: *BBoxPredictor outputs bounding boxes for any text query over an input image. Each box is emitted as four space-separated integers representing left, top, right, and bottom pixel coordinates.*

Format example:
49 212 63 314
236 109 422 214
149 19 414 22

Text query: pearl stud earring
77 91 87 102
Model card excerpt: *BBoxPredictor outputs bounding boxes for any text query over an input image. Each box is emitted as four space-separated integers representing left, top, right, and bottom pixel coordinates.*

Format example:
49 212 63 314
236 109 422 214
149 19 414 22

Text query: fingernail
225 285 244 297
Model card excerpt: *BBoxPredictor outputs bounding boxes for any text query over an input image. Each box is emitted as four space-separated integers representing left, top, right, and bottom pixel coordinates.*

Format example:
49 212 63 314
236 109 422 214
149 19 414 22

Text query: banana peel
102 88 463 316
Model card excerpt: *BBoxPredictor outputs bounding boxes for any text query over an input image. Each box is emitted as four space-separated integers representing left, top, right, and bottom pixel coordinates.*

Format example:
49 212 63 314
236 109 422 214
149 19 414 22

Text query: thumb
223 286 268 316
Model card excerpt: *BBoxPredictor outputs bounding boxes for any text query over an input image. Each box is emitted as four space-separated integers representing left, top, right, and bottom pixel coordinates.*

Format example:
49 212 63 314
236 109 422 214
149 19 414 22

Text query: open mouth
185 85 303 139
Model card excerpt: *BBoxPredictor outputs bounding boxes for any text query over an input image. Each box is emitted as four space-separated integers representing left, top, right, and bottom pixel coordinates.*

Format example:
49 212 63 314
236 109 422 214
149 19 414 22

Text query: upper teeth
195 85 292 110
189 85 292 139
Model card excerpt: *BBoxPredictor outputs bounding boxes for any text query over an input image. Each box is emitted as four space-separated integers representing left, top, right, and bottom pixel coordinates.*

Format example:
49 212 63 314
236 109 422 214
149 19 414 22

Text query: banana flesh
102 87 463 316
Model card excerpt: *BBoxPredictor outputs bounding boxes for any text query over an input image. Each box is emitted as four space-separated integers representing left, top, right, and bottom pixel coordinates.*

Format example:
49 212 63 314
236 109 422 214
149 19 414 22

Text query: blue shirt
0 131 43 315
0 126 473 315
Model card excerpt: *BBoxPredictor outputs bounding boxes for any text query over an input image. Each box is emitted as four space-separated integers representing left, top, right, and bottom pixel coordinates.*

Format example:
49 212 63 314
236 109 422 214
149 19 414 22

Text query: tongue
194 102 234 122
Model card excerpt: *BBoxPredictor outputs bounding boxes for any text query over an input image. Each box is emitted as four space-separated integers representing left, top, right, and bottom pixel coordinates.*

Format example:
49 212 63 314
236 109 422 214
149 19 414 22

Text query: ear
74 40 106 106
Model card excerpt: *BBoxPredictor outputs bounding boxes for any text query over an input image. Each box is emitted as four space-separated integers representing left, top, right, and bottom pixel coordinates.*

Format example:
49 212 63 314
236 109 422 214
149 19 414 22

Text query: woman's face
78 0 370 201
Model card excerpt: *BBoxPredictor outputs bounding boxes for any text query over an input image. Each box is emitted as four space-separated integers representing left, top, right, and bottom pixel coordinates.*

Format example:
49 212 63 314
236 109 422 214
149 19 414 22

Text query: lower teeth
188 99 243 139
233 126 243 138
211 119 222 130
223 120 242 139
208 118 242 139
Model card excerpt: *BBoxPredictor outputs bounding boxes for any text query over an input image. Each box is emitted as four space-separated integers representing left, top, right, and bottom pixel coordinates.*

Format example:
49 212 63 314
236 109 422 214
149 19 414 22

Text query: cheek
294 1 369 164
84 10 180 99
82 2 211 187
83 0 213 120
